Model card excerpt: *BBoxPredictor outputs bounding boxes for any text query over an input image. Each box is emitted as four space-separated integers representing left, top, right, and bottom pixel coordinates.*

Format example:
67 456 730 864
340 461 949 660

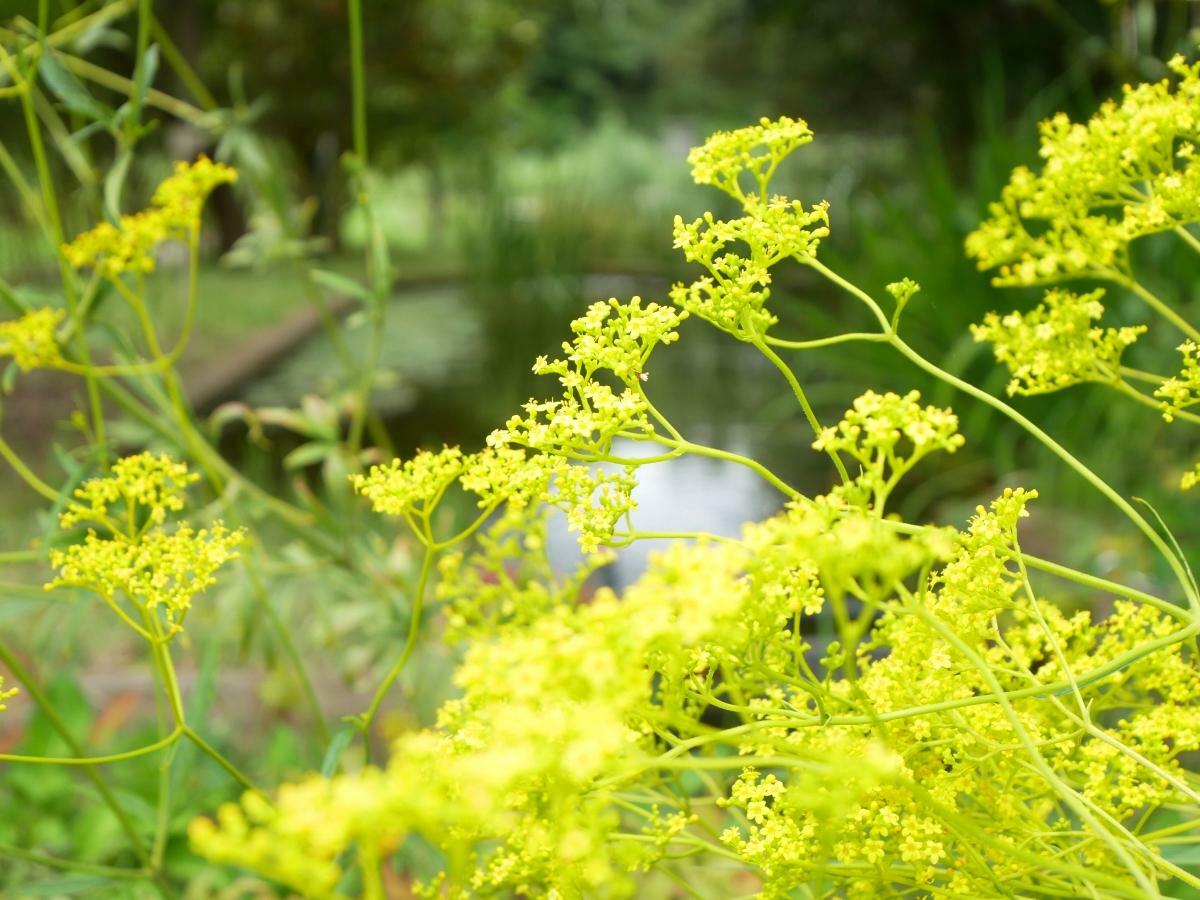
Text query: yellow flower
46 453 243 635
0 308 66 372
63 156 237 276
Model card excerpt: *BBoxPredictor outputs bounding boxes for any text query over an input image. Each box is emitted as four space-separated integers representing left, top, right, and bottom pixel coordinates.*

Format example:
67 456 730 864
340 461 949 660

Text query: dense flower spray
188 114 1200 898
969 56 1200 490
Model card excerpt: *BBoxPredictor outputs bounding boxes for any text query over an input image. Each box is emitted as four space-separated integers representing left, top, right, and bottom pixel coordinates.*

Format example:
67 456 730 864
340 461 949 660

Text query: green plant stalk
911 603 1159 896
358 540 435 763
0 0 135 61
0 640 151 866
752 335 850 485
61 52 210 126
0 728 182 765
143 608 176 869
347 0 368 164
17 64 107 458
0 432 59 501
149 12 218 110
0 841 151 879
243 548 332 747
125 0 153 144
804 257 1200 613
1115 274 1200 344
1175 225 1200 257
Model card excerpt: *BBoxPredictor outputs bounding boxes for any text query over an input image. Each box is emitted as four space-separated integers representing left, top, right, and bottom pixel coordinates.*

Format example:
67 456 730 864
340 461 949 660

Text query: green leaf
38 53 111 123
320 725 357 777
284 441 335 470
103 150 133 223
131 44 159 112
310 268 373 305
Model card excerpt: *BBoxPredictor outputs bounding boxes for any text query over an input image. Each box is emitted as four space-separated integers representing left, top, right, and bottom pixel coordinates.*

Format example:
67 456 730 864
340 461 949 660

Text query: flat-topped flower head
533 297 688 388
350 446 466 519
1156 341 1200 422
813 390 964 507
688 116 814 202
967 55 1200 285
488 383 651 460
151 156 238 226
49 522 244 632
48 453 242 635
64 156 237 277
669 256 775 337
673 198 830 271
676 123 831 341
0 308 66 372
972 288 1146 396
61 451 198 530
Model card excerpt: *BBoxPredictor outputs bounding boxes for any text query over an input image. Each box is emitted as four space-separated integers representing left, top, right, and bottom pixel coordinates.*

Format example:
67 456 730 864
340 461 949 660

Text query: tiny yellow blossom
0 307 66 372
63 156 237 276
47 453 243 634
972 288 1145 396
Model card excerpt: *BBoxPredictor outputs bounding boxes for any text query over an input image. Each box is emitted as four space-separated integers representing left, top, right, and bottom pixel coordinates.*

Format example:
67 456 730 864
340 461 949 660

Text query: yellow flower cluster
1155 340 1200 422
195 468 1200 896
1181 460 1200 490
533 295 687 387
0 308 66 372
687 115 814 199
352 296 690 551
813 389 964 510
972 288 1146 395
352 445 636 554
63 156 237 277
46 453 243 634
0 674 16 711
670 117 831 339
191 502 849 894
348 445 465 518
966 54 1200 285
192 119 1200 898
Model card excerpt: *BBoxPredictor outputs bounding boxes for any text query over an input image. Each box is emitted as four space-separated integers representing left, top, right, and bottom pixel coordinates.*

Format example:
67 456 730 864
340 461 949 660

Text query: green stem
347 0 368 164
888 329 1199 611
1111 378 1200 425
149 12 218 110
358 541 435 761
753 335 850 485
126 0 152 143
765 331 888 350
1116 274 1200 344
244 551 331 747
0 728 181 765
0 842 149 879
0 640 150 866
182 726 264 797
644 435 800 500
18 64 107 457
1174 225 1200 257
61 53 210 126
0 433 59 501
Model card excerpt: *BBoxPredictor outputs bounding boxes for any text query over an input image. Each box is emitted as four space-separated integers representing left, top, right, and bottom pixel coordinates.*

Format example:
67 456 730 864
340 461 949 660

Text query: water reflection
546 433 781 588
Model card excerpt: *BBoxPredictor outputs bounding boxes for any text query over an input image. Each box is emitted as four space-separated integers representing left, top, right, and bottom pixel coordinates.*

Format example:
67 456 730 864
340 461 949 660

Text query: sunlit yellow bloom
0 307 66 371
63 156 237 277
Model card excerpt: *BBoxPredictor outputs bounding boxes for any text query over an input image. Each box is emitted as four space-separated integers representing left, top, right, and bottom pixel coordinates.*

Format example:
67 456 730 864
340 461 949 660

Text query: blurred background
2 1 1200 893
1 0 1198 525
